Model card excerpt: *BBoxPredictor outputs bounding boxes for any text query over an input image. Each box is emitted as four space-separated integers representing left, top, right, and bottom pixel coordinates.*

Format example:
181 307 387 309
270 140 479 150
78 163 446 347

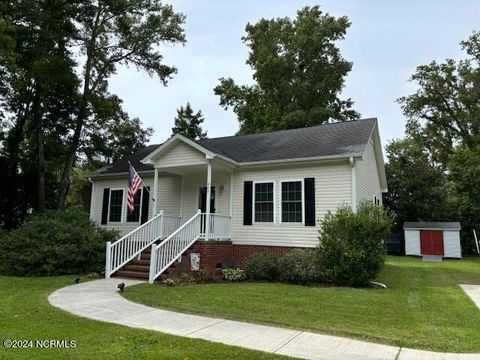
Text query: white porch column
153 168 158 216
229 172 234 217
205 160 212 241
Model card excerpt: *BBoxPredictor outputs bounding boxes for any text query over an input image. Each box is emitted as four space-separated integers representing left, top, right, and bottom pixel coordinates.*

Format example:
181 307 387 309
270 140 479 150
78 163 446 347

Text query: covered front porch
150 155 235 242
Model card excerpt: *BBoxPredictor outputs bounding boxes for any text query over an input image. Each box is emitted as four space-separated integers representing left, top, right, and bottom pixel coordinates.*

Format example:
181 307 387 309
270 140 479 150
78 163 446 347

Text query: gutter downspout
349 157 357 213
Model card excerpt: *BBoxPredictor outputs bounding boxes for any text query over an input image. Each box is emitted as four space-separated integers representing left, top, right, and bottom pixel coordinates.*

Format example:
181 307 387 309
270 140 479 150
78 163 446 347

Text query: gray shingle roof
91 118 376 177
403 222 461 230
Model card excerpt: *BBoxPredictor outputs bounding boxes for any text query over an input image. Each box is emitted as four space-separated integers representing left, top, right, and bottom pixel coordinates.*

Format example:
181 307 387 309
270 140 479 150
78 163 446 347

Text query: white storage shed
404 222 462 259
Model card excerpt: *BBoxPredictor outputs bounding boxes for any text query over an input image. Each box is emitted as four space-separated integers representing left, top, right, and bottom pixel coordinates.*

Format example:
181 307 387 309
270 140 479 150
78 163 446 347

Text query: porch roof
90 118 377 177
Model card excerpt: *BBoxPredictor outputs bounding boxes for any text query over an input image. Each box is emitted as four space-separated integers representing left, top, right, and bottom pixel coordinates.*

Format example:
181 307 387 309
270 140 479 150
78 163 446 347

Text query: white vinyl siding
91 175 181 236
231 161 352 248
154 142 207 168
443 230 462 258
356 139 382 207
405 230 420 256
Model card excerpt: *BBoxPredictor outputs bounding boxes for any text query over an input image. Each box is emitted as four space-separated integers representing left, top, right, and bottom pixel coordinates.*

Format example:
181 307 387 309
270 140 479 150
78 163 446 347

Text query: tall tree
383 139 452 232
56 0 186 208
171 102 207 139
1 0 79 213
214 6 358 135
398 32 480 165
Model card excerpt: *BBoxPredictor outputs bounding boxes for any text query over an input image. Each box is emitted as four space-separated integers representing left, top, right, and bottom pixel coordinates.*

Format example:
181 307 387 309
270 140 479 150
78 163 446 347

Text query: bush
0 208 117 276
192 269 224 284
222 268 247 282
318 201 393 287
244 252 278 281
277 249 323 285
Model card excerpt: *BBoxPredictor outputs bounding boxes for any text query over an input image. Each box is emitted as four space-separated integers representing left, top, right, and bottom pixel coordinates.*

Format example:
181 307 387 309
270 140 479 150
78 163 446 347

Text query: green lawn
0 276 288 360
123 256 480 353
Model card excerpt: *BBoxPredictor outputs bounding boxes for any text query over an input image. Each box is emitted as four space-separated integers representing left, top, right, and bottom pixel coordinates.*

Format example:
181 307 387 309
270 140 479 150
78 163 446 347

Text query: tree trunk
33 90 46 212
4 112 28 228
57 9 100 209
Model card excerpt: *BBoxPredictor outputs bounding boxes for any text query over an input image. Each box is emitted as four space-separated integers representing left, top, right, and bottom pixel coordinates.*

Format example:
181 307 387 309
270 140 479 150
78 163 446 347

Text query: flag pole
128 161 155 202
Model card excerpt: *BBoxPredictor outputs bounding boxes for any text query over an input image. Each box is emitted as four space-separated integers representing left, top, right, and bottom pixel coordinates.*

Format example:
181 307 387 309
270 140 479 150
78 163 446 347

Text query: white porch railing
201 213 232 239
149 210 202 283
105 211 181 278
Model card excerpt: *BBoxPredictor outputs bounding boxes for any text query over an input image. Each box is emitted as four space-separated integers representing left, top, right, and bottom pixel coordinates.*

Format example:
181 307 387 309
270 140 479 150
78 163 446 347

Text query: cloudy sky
109 0 480 148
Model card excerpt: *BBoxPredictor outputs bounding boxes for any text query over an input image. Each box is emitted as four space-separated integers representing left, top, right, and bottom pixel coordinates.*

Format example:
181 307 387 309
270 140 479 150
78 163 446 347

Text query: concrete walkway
48 279 479 360
460 284 480 310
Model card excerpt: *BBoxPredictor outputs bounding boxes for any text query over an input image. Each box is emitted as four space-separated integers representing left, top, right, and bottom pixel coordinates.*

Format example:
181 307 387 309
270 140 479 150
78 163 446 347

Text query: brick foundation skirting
177 241 296 274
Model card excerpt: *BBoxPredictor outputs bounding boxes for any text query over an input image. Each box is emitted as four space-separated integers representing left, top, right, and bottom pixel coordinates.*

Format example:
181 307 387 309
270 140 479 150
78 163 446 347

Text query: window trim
126 187 144 223
279 179 305 225
107 188 125 224
252 180 276 224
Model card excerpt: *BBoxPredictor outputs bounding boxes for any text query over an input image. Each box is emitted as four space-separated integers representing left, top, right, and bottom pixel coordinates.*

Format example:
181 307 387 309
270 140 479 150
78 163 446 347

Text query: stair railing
105 211 181 278
149 210 202 283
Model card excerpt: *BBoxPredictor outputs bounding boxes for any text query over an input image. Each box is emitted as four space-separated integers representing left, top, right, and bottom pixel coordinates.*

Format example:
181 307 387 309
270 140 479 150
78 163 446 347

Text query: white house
89 118 387 282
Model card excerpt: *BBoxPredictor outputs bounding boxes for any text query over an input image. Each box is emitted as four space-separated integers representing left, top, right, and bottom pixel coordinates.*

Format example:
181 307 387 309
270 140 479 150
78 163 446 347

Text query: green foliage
0 0 186 221
171 102 207 139
244 252 279 281
277 249 323 285
448 144 480 253
398 31 480 165
318 202 393 287
0 208 117 276
384 138 453 231
214 5 358 135
222 268 247 282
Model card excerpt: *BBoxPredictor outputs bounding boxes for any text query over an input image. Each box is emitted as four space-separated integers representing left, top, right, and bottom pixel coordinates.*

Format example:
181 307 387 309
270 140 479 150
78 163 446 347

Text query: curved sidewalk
48 279 478 360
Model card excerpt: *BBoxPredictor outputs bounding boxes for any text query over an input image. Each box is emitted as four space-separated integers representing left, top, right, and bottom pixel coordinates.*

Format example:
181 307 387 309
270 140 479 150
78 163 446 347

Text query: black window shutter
243 181 253 225
304 178 315 226
101 188 110 225
141 186 150 224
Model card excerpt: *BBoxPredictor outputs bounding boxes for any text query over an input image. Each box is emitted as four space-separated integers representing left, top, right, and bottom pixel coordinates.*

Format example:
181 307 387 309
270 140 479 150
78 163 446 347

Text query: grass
0 276 289 359
122 256 480 353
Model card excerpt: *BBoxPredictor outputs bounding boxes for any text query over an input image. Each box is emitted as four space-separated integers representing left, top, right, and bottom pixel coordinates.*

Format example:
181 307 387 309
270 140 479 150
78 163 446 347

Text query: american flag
127 163 143 214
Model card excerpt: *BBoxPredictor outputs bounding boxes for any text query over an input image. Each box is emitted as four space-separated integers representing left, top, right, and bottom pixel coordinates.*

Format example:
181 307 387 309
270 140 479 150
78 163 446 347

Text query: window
281 181 303 223
109 189 124 222
126 189 142 222
254 182 274 222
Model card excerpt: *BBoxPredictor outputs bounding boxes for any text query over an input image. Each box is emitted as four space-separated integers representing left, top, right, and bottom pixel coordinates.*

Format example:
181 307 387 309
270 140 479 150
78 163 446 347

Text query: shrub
0 208 117 276
244 252 278 281
277 249 323 285
318 201 393 287
192 269 223 283
222 268 247 282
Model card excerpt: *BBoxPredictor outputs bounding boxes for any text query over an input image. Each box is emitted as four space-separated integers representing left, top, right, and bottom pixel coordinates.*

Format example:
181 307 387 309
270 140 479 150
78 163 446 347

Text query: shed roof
403 222 461 230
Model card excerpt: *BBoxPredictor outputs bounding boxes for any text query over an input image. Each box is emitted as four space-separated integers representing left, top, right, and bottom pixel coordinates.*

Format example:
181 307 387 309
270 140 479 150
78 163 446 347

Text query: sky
109 0 480 149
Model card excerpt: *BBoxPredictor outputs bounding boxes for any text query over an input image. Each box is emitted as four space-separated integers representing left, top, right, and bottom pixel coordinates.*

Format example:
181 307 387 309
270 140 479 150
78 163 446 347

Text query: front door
420 230 444 256
198 186 215 234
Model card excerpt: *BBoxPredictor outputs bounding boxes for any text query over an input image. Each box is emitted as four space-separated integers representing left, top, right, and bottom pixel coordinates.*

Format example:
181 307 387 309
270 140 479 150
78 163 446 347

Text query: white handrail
200 213 232 239
105 211 181 278
149 210 202 283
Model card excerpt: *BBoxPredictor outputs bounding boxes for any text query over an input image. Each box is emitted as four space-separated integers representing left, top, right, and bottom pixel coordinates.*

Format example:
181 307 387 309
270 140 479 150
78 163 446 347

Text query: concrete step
422 255 443 262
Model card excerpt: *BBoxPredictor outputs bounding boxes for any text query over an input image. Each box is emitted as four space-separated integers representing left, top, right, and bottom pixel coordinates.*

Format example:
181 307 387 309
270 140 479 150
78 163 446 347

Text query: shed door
420 230 444 256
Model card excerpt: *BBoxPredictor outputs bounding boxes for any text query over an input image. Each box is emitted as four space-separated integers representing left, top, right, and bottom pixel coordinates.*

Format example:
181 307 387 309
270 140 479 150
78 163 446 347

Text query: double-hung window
108 189 124 222
281 181 303 223
254 182 274 223
126 189 142 223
